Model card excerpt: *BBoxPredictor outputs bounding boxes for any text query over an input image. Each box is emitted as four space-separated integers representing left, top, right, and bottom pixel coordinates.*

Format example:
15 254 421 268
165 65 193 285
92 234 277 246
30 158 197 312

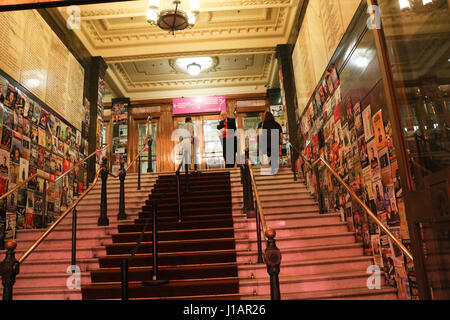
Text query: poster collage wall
0 73 88 242
111 99 129 174
298 64 418 300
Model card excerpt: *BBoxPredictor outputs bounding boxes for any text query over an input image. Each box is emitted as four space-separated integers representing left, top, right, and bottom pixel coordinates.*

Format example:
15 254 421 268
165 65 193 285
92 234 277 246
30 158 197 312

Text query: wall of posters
298 64 415 300
111 99 129 174
0 72 87 244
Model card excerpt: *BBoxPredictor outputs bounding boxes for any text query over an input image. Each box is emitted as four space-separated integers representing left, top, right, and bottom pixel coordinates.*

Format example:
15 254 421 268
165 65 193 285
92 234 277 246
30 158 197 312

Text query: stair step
97 249 238 268
236 243 363 264
90 262 239 282
82 278 240 299
235 232 356 251
239 271 378 295
242 286 398 300
105 237 236 255
235 222 348 238
238 255 374 278
111 227 235 243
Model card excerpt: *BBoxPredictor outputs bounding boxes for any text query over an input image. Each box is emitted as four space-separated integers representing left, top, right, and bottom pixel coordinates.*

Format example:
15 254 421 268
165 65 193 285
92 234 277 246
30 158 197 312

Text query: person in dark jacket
260 111 283 174
217 111 237 168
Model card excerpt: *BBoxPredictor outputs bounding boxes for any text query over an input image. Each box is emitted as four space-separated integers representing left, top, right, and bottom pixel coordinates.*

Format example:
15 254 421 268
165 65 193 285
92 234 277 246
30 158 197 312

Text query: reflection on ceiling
53 0 303 100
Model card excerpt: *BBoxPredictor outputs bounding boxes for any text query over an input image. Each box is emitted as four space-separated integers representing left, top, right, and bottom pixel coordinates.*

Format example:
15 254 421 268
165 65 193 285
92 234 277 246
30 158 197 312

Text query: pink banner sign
173 96 227 115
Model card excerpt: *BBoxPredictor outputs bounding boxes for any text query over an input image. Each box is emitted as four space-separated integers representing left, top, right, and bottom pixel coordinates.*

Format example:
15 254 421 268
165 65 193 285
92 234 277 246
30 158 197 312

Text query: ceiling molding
104 47 276 63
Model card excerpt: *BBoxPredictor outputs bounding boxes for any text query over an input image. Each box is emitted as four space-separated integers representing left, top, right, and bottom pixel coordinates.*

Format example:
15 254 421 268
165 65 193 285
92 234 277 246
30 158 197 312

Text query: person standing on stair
259 111 283 175
181 117 198 172
217 111 237 168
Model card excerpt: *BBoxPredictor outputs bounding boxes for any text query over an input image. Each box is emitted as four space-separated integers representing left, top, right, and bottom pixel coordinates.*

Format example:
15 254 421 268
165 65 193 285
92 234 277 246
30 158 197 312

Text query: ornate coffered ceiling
53 0 303 101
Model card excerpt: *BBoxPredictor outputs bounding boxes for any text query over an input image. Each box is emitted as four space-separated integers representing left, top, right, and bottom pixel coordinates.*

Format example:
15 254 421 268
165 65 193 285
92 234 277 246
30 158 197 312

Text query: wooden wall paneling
158 104 175 172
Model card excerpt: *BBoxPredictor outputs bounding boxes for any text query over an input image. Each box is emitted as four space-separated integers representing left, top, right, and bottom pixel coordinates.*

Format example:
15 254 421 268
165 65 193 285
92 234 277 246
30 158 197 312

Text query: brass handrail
0 174 51 202
247 161 269 239
302 154 414 261
18 168 103 264
126 143 149 172
55 144 108 182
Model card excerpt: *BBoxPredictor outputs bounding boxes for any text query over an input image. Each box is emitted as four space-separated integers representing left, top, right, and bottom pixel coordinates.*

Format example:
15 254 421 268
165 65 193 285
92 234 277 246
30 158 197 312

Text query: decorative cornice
111 53 274 90
78 0 293 18
104 47 276 63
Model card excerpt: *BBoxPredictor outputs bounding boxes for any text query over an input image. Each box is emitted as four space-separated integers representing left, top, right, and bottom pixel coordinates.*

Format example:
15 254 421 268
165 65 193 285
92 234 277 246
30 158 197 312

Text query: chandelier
147 0 200 35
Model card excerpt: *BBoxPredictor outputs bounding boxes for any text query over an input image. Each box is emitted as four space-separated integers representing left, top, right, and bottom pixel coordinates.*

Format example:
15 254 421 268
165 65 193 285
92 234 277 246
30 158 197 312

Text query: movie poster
10 131 22 164
372 178 385 212
31 126 39 144
31 104 41 126
0 149 9 194
372 110 387 150
3 106 13 129
371 234 383 267
39 108 50 130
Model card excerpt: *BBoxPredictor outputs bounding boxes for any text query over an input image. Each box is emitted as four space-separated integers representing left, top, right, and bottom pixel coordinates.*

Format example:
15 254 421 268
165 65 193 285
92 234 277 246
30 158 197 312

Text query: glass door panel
138 122 157 172
203 119 224 169
175 120 201 171
243 116 260 165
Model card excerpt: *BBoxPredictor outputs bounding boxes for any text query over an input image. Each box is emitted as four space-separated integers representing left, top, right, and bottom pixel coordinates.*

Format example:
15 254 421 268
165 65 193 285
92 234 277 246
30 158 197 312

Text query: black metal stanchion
147 138 153 173
121 259 129 301
264 229 281 300
71 207 77 266
98 157 109 226
0 240 20 300
255 199 263 264
42 180 47 228
314 166 325 214
176 170 182 223
138 154 141 191
118 160 127 220
142 200 169 286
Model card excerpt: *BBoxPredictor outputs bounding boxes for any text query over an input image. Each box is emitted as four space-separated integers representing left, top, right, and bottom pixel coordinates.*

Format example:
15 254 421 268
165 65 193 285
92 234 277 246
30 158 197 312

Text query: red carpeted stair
81 171 240 300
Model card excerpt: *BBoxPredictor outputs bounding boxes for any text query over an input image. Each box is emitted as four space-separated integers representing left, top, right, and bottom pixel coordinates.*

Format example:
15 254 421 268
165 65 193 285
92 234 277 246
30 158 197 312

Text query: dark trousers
221 137 237 168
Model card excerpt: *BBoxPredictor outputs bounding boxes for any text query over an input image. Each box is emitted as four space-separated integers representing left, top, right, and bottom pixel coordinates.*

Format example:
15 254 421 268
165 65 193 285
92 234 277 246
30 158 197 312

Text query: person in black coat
217 111 237 168
260 111 283 174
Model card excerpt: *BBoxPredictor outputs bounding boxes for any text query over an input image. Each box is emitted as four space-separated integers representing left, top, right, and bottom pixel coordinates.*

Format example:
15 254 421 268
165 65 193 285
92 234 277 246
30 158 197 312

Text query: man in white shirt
181 117 197 172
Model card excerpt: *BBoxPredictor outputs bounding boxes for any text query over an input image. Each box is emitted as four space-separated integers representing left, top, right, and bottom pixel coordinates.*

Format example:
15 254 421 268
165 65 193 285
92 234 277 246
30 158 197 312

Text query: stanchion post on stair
147 137 153 173
98 157 109 226
42 180 48 228
142 199 169 286
314 166 325 214
290 145 298 182
71 207 77 266
118 160 127 220
121 259 129 301
264 229 281 300
0 240 20 300
138 154 141 191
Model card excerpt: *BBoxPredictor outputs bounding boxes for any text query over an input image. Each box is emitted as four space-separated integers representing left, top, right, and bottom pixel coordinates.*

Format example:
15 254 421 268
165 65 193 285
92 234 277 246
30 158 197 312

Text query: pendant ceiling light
147 0 200 35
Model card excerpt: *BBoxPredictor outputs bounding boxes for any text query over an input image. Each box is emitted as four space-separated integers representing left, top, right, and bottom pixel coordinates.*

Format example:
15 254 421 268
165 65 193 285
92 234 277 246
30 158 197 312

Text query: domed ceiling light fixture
147 0 200 35
187 62 202 76
173 57 215 77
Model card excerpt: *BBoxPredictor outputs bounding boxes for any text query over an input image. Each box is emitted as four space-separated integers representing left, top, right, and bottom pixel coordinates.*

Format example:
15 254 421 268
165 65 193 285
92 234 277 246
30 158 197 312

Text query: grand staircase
1 167 400 300
0 172 159 300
